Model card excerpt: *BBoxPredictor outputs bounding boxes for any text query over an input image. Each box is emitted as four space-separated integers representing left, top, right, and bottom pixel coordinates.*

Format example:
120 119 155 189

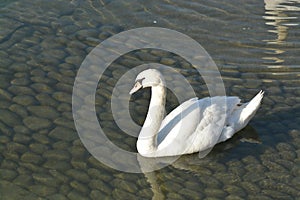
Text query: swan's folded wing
156 96 241 156
157 97 199 145
159 98 199 129
187 96 241 153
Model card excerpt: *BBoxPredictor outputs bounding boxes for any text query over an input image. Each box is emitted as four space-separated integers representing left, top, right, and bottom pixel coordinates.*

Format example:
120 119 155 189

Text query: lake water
0 0 299 199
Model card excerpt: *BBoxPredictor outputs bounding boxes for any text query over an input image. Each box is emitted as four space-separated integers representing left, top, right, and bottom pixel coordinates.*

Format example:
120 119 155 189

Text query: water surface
0 0 299 199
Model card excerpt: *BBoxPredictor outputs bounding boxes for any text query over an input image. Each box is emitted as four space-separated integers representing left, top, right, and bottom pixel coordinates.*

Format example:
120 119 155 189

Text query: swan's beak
129 82 142 95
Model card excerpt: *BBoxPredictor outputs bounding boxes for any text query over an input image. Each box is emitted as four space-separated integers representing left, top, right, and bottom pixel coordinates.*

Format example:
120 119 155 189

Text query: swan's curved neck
137 85 166 156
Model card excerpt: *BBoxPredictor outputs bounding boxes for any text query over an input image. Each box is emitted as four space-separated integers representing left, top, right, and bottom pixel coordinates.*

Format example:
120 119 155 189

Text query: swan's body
130 69 264 157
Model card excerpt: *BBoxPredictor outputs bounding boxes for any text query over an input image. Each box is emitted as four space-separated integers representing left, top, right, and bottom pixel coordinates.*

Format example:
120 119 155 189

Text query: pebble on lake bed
23 116 52 131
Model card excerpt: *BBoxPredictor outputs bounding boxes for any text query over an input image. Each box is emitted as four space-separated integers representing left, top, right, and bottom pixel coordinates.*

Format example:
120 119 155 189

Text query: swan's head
129 69 165 95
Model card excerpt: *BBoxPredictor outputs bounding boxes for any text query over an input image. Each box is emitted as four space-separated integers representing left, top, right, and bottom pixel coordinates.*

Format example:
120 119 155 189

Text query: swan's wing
219 91 264 142
157 97 200 146
187 96 241 154
156 96 242 157
159 97 198 131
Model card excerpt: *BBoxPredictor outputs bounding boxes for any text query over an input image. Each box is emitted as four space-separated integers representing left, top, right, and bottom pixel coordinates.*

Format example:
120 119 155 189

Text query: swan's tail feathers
239 90 264 123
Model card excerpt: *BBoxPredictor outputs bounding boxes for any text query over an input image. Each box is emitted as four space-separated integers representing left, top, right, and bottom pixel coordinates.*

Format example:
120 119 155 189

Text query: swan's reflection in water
138 125 261 199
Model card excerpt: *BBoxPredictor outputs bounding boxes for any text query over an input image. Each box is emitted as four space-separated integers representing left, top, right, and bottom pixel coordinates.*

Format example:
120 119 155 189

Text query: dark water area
0 0 299 199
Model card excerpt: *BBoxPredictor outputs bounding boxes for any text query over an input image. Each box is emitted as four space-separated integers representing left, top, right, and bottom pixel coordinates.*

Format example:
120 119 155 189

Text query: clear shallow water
0 0 299 199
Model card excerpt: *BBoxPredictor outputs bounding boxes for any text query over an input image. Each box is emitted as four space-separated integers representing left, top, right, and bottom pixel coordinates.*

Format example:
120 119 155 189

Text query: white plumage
130 69 264 158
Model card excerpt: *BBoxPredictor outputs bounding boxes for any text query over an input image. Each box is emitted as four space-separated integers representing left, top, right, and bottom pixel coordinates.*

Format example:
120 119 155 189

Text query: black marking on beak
136 77 145 84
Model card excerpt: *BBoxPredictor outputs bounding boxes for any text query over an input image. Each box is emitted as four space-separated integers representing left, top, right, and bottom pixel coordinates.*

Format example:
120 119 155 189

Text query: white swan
130 69 264 158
